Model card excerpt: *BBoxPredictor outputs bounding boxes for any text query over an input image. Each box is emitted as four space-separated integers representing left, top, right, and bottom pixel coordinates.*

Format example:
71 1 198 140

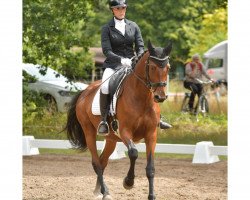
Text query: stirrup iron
97 121 109 136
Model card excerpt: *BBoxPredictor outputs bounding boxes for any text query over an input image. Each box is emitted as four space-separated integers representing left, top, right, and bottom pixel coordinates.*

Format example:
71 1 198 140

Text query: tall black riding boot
159 115 172 129
97 92 111 136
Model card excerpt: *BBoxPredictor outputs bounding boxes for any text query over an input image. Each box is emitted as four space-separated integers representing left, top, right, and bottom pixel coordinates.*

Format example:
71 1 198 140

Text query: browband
149 56 170 68
149 56 169 61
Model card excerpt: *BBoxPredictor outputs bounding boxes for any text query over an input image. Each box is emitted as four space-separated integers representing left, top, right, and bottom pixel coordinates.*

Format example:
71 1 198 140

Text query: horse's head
146 40 172 103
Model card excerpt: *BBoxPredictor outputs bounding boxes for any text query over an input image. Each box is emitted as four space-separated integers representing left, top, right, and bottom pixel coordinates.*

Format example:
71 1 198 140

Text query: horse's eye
150 65 156 71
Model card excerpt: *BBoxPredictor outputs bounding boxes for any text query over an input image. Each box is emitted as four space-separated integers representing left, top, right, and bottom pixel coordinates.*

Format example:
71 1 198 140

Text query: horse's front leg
145 133 157 200
123 139 138 189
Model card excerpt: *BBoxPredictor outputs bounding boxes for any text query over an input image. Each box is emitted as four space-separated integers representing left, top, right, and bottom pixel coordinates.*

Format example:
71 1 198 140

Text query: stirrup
97 121 109 136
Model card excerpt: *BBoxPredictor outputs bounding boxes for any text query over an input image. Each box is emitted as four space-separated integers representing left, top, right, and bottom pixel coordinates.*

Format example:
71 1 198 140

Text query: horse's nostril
165 95 168 99
154 95 160 101
154 95 166 102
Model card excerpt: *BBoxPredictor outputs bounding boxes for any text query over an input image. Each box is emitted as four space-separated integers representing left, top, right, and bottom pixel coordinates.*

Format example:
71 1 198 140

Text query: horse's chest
135 113 158 130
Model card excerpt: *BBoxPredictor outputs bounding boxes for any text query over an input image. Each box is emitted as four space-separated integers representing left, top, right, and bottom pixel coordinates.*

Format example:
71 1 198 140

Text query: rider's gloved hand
121 58 132 67
210 78 216 83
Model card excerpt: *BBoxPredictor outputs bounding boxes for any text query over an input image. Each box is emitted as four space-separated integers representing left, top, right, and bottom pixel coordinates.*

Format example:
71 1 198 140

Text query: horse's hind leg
123 139 138 189
79 119 112 200
92 161 112 200
94 139 116 199
99 139 117 169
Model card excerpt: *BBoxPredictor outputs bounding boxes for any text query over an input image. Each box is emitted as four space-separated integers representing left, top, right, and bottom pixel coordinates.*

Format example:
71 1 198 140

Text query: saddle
91 67 132 117
109 67 132 109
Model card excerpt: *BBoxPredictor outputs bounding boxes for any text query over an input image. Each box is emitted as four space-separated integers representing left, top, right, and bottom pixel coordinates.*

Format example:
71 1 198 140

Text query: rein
132 54 170 90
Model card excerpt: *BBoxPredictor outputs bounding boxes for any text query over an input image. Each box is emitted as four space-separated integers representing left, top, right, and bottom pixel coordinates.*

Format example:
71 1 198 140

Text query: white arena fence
23 136 227 164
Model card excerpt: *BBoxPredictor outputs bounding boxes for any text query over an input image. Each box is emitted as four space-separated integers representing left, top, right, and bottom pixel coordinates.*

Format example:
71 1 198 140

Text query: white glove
121 58 132 67
210 78 216 83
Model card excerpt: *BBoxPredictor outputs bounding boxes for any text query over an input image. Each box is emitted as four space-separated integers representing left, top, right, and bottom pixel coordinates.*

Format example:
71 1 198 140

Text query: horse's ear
147 39 155 55
164 41 172 56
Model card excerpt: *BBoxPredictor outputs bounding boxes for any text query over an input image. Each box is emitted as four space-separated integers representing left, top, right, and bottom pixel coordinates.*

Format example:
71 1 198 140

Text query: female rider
98 0 172 136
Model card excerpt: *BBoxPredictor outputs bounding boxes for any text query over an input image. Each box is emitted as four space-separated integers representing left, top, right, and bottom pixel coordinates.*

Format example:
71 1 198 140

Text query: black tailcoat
101 18 144 69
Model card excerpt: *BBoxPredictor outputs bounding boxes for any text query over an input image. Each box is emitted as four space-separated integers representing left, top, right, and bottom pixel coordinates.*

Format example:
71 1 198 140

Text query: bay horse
66 40 172 200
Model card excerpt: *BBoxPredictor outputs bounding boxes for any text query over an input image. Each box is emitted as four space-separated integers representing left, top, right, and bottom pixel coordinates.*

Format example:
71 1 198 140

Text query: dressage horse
66 40 172 200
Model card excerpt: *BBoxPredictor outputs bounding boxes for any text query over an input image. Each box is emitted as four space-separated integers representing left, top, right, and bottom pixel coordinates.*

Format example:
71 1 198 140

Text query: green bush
23 108 227 146
23 69 57 124
23 80 227 146
23 85 48 123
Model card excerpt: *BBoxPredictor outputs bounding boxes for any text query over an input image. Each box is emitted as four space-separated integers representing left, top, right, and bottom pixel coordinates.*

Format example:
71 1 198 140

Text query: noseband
145 55 170 89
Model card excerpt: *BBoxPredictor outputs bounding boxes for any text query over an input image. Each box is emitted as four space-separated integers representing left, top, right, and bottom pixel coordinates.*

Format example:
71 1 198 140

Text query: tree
23 0 96 81
85 0 111 47
189 7 228 57
85 0 227 62
125 0 227 63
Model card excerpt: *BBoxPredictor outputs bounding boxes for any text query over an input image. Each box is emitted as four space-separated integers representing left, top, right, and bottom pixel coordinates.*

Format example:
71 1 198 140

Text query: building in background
89 47 105 81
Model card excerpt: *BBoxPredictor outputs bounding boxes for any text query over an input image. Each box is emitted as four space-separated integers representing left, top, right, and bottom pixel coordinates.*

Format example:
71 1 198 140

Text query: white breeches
101 68 116 94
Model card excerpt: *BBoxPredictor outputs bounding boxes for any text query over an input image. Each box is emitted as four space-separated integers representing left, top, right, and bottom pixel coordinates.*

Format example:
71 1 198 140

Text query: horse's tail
66 91 87 151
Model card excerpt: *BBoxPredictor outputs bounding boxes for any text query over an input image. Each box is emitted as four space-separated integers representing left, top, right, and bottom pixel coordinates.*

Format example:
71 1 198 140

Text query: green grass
23 112 68 140
158 110 227 146
23 110 227 146
23 104 227 146
158 83 228 146
23 80 227 155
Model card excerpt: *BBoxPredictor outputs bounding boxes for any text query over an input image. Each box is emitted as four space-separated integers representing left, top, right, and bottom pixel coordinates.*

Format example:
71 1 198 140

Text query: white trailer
203 40 228 84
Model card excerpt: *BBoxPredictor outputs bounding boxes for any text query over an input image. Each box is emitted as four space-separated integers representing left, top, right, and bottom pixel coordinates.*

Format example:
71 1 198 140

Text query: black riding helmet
109 0 127 9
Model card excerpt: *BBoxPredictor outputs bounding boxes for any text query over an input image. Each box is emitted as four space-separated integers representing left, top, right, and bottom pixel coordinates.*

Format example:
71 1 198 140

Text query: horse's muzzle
154 94 168 103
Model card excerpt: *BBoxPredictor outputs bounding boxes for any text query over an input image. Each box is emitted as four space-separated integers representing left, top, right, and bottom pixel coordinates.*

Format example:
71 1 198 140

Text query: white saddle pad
92 88 118 116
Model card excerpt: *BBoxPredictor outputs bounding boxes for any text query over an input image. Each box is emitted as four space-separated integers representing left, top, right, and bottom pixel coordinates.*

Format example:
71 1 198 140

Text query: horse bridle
145 55 170 89
132 54 170 91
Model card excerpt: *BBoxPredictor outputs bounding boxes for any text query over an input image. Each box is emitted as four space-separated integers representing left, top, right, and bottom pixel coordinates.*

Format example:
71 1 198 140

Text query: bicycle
181 79 214 121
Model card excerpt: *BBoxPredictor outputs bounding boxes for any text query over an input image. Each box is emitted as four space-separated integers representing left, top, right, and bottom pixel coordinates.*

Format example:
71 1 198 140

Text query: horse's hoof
123 177 134 190
148 194 156 200
93 189 103 200
94 193 103 200
103 194 113 200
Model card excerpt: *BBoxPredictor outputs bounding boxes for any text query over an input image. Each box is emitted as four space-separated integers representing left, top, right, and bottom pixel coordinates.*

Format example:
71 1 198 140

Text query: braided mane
132 50 148 68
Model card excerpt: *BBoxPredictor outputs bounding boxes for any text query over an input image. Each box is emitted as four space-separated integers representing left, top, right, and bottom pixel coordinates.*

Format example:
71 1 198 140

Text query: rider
184 53 214 111
98 0 172 136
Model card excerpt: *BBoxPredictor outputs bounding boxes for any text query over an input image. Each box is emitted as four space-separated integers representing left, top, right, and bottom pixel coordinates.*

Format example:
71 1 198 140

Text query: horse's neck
124 53 154 104
133 52 150 89
134 52 148 76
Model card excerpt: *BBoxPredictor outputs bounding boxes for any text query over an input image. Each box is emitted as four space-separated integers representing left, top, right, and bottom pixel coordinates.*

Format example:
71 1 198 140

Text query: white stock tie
114 18 126 36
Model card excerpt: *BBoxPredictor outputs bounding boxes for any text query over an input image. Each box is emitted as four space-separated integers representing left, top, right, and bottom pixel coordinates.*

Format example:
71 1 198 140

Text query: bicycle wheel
198 95 209 115
181 93 190 113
